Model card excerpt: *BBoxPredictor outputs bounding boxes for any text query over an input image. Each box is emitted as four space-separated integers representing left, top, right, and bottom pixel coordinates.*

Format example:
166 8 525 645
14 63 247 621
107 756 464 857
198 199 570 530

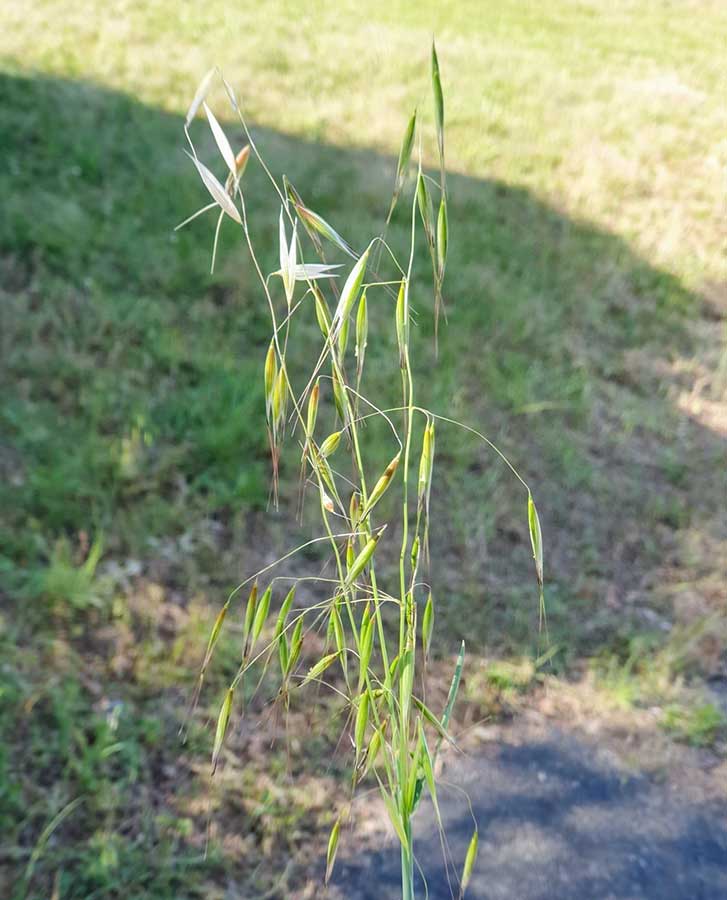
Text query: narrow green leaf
410 776 424 814
414 697 455 749
418 721 441 822
381 789 408 847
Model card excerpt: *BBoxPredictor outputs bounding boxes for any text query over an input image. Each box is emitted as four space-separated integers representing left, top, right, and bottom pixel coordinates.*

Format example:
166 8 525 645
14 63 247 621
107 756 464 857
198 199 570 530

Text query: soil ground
333 717 727 900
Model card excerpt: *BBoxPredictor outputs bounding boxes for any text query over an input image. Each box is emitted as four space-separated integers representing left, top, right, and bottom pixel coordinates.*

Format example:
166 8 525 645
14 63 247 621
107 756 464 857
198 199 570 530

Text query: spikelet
387 109 417 223
319 430 342 459
235 144 251 176
251 585 271 645
294 202 356 259
264 340 277 421
325 817 342 885
358 614 375 693
332 246 370 343
422 592 434 663
360 453 401 520
314 290 332 339
272 367 288 435
416 172 435 249
349 491 361 529
242 581 258 659
354 689 370 758
332 369 347 425
211 687 234 773
460 829 479 898
431 40 445 170
437 195 448 280
346 525 386 585
306 380 320 438
300 651 340 688
355 290 368 385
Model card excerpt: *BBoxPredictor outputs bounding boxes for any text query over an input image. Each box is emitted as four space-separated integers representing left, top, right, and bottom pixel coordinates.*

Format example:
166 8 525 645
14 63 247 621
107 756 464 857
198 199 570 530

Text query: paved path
334 727 727 899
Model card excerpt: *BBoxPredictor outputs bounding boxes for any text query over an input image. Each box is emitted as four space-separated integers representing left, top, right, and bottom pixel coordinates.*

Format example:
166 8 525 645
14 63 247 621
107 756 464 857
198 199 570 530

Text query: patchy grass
662 702 726 748
1 0 726 896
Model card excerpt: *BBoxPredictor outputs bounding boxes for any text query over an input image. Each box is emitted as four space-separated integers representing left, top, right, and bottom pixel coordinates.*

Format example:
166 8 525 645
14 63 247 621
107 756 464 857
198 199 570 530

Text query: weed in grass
26 535 106 613
181 53 544 898
662 703 725 748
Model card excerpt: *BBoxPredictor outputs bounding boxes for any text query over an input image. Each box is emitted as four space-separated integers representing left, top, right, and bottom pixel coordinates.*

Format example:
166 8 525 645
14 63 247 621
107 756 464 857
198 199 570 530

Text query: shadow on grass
1 69 724 898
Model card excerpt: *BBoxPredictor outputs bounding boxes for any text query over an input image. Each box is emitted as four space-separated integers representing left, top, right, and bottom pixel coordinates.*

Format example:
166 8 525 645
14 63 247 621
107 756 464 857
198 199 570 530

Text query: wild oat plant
180 46 543 899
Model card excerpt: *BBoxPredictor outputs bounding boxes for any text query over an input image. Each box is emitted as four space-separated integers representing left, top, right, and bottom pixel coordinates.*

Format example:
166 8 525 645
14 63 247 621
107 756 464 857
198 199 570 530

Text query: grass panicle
182 51 543 899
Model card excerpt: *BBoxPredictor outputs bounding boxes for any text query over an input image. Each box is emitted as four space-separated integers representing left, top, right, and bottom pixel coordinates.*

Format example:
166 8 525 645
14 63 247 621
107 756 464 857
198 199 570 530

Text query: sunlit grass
1 1 726 896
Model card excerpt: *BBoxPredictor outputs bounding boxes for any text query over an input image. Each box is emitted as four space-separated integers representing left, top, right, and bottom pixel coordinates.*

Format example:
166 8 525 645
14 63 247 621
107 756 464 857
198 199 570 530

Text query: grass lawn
1 1 726 896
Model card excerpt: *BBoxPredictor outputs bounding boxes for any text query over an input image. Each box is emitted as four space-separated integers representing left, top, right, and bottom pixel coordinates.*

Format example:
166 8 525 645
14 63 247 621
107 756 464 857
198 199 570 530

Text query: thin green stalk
330 349 391 685
401 828 415 900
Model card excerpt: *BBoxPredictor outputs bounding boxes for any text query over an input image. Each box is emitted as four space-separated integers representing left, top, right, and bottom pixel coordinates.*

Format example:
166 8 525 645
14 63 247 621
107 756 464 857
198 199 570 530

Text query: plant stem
401 820 415 900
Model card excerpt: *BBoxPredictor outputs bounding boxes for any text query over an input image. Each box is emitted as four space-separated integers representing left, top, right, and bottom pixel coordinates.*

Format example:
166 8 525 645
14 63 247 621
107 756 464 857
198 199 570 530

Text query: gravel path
334 727 727 899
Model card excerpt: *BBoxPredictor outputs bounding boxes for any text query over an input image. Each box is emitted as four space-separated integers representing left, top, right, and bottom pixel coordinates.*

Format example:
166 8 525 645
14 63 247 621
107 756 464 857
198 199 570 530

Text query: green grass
2 1 726 895
662 702 726 748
